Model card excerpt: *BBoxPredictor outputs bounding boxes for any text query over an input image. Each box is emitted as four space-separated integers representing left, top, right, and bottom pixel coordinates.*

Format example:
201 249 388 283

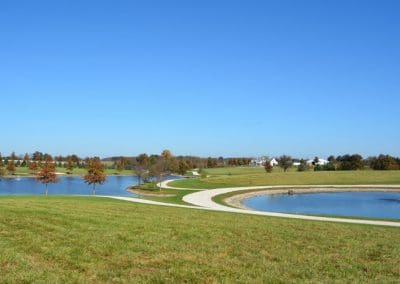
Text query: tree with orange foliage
0 159 5 180
83 158 106 195
22 153 30 167
29 161 38 174
115 158 125 173
0 153 5 179
65 158 74 174
36 159 59 195
6 160 16 175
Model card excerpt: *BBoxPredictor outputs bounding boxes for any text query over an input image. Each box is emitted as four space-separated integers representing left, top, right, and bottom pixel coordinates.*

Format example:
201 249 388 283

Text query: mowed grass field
169 167 400 189
0 196 399 282
12 166 133 177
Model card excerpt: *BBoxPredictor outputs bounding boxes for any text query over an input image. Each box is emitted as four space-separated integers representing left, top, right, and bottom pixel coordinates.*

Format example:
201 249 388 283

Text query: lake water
242 191 400 219
0 176 180 197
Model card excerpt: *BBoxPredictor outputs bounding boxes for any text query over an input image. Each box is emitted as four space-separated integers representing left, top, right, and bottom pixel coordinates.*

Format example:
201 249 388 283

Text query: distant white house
293 162 301 166
269 158 279 167
306 158 329 166
249 157 279 167
249 157 267 167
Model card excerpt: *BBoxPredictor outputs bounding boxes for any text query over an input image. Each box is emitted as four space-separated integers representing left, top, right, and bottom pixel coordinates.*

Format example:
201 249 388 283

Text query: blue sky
1 0 399 158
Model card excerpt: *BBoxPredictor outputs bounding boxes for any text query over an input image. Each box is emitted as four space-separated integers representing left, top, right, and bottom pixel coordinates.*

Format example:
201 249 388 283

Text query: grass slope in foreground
169 169 400 189
0 196 399 282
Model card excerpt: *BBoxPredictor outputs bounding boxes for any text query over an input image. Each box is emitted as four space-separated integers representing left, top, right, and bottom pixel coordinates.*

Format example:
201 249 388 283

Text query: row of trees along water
0 155 105 196
264 154 400 173
0 151 252 175
0 150 252 193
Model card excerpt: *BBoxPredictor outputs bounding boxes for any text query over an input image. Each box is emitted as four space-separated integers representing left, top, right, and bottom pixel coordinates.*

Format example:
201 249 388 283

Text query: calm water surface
0 176 180 197
242 191 400 219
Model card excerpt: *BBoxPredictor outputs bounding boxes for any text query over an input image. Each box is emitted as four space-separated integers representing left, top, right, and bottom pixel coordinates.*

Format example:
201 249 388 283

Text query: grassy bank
169 168 400 189
10 167 133 177
0 196 399 282
129 182 199 205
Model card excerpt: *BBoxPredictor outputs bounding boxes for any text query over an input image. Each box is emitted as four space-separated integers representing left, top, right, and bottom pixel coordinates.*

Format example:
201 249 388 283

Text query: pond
0 175 180 197
242 191 400 219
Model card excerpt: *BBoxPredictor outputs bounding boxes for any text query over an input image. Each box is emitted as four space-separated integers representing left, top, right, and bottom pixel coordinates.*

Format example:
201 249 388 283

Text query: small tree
0 164 5 180
149 161 164 190
22 153 30 167
297 159 308 172
370 155 399 170
264 162 273 173
134 165 147 186
135 153 149 186
0 154 4 177
278 155 293 172
178 160 190 175
83 158 106 195
158 150 173 190
115 158 125 173
28 161 38 174
10 151 17 161
36 160 59 195
6 160 16 175
65 158 74 174
161 149 172 160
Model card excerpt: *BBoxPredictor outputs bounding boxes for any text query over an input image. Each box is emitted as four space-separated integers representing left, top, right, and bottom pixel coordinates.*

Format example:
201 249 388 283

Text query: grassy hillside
0 196 399 282
169 168 400 189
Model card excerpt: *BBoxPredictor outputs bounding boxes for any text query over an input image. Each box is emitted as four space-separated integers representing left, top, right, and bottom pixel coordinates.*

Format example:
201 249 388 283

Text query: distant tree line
315 154 400 171
2 151 399 184
261 154 400 173
106 155 252 172
0 150 254 189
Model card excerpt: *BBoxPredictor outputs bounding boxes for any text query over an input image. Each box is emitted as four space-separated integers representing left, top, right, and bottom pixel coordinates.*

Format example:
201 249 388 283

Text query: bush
370 155 399 170
314 162 336 172
297 163 309 172
314 165 323 171
264 163 273 173
337 154 364 170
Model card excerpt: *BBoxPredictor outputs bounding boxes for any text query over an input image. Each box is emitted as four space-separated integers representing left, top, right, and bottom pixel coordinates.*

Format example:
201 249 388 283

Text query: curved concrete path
157 179 199 190
108 180 400 227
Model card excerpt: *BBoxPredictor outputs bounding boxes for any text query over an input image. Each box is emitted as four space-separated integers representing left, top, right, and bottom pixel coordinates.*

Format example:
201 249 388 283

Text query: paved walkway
107 181 400 228
157 179 199 190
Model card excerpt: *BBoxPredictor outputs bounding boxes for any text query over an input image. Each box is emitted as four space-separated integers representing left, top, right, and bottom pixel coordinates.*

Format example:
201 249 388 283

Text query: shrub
370 155 399 170
264 163 273 173
297 163 309 172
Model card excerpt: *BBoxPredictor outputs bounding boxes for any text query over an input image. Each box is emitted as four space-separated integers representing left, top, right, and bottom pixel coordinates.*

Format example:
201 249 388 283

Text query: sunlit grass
0 196 399 282
169 168 400 189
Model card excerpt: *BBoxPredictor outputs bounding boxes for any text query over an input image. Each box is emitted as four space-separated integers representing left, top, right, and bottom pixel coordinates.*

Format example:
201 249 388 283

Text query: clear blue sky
1 0 399 158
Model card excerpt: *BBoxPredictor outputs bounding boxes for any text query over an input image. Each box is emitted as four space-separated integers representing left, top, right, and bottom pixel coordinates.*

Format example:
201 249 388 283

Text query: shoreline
224 187 400 210
0 173 137 179
127 188 176 197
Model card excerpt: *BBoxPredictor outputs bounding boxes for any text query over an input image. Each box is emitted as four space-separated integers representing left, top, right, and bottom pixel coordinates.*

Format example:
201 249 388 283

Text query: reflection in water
0 175 180 197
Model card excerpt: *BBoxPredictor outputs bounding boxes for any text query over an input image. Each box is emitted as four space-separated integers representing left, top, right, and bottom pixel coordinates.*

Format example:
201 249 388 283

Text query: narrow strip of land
107 181 400 227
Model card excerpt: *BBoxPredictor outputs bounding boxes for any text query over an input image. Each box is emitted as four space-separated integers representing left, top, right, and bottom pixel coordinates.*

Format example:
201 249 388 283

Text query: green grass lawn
12 166 133 177
0 196 399 282
169 168 400 189
130 182 199 205
138 188 200 205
